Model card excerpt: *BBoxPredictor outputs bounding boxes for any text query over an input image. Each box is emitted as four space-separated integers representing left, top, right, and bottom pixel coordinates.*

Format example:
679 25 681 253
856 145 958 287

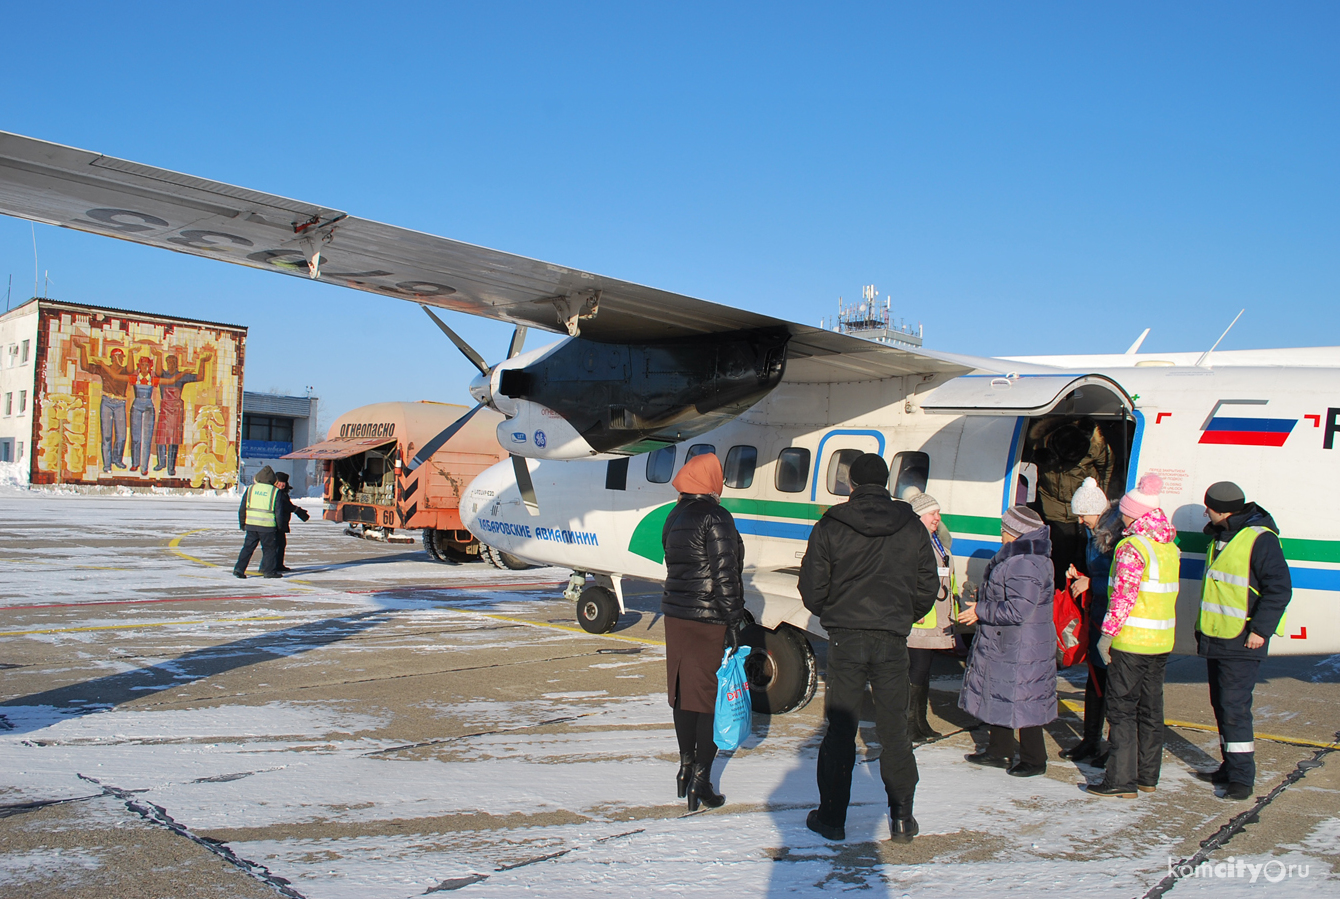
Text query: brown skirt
664 616 727 714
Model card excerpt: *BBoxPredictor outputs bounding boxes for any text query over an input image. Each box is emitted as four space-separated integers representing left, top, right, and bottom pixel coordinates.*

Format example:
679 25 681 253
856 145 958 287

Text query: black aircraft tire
742 624 818 715
576 586 620 634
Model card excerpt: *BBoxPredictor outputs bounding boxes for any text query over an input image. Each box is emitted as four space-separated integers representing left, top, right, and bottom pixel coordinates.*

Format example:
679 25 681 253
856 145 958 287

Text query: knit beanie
905 488 941 516
848 453 889 488
671 452 723 496
1070 477 1108 516
1204 481 1246 514
254 465 276 485
1001 504 1044 537
1119 473 1163 519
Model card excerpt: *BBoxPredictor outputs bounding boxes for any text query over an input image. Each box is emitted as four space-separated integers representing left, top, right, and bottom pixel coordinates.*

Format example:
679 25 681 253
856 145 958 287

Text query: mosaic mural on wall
31 304 246 489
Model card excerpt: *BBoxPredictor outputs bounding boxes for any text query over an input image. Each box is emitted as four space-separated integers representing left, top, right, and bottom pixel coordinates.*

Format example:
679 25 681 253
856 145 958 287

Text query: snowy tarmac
0 489 1336 898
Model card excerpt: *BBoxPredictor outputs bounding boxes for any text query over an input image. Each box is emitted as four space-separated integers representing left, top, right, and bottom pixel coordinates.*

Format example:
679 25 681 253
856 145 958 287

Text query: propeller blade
420 304 490 376
507 325 528 359
406 402 484 472
511 453 539 516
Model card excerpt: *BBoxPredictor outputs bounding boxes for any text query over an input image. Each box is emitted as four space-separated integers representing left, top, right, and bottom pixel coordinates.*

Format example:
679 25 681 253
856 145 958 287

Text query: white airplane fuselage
462 350 1340 658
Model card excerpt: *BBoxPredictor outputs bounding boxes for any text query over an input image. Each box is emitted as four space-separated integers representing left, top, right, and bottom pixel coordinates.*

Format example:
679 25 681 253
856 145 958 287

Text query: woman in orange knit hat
661 452 746 811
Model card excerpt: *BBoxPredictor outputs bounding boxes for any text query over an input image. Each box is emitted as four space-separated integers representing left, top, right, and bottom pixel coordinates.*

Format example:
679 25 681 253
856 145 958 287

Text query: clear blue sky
2 2 1336 428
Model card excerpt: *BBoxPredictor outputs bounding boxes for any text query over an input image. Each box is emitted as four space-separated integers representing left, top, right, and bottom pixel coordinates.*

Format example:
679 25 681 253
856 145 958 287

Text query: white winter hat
1070 477 1108 516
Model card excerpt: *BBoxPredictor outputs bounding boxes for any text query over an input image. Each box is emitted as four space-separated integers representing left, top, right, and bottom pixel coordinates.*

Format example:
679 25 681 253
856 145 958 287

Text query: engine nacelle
479 327 789 459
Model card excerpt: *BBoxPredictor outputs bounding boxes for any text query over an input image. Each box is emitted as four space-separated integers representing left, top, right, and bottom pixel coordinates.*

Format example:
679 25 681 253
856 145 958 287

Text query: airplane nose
468 370 492 406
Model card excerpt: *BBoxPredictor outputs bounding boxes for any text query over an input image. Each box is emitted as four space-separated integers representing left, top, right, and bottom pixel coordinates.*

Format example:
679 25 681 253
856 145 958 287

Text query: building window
775 447 811 493
20 340 30 364
4 345 14 368
18 391 26 415
645 445 676 484
3 392 11 416
242 414 295 443
16 441 23 460
724 445 757 489
0 439 11 462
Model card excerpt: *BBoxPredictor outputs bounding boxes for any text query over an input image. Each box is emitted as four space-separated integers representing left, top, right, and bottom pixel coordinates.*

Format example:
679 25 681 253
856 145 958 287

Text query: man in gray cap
799 453 939 844
1196 481 1292 801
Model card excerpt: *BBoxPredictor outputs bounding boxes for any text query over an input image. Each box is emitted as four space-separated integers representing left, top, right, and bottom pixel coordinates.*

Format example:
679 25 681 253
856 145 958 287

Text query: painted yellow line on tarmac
1060 698 1340 750
0 616 286 637
167 528 219 568
443 607 666 647
0 559 131 571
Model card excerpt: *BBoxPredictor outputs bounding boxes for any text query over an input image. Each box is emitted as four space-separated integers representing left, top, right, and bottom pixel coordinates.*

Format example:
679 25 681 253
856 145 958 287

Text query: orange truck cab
283 401 506 561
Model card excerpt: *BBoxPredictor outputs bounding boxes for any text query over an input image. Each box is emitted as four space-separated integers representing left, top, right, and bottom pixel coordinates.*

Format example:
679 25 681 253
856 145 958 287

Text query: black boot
907 684 941 742
686 764 724 812
889 802 919 844
676 752 695 799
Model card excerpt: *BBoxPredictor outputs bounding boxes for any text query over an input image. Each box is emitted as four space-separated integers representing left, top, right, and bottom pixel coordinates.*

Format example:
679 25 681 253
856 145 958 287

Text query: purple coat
958 526 1058 729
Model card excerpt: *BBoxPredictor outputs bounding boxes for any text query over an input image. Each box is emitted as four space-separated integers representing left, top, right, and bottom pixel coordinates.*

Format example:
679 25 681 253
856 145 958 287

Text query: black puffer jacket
1197 503 1292 660
661 495 745 623
799 484 938 634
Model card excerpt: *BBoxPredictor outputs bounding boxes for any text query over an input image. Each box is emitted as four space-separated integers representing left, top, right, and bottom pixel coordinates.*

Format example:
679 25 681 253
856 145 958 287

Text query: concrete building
0 299 39 473
240 391 321 496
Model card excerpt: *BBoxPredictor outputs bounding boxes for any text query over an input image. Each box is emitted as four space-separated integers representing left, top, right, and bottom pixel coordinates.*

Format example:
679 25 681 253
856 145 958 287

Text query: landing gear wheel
742 624 818 715
576 585 620 634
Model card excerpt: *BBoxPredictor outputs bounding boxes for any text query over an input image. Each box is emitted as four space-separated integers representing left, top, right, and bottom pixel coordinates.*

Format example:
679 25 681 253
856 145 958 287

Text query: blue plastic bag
713 646 753 751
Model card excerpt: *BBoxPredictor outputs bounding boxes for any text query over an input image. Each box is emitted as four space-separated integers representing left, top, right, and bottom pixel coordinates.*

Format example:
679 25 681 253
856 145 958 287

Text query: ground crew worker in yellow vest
905 489 957 744
1195 481 1292 802
1087 474 1179 799
233 464 282 579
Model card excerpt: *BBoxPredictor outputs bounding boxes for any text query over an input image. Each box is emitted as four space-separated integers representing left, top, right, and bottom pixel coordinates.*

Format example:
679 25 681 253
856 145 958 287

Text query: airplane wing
0 131 970 383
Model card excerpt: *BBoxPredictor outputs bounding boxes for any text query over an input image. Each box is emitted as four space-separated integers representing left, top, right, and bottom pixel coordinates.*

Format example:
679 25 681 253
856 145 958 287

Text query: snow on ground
0 489 1335 898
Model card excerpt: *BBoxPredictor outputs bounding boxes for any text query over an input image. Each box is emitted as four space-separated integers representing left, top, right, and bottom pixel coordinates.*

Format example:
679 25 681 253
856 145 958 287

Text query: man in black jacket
799 454 939 844
273 471 311 573
1196 481 1293 800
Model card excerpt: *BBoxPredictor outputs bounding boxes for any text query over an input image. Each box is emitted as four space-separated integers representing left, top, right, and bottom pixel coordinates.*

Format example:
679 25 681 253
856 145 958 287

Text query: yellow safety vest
244 483 279 529
1109 533 1180 654
914 540 955 629
1199 525 1287 639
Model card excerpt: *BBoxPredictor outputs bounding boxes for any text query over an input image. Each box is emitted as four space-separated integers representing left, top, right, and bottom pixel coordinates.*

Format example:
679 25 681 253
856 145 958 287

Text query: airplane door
812 430 885 503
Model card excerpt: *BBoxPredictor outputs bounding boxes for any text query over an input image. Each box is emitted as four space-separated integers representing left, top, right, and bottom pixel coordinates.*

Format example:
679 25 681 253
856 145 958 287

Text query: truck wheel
422 528 448 563
742 624 817 715
483 544 535 570
576 586 620 634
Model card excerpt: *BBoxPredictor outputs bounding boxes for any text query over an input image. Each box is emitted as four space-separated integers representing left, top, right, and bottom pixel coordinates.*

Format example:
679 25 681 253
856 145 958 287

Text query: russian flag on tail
1199 399 1296 447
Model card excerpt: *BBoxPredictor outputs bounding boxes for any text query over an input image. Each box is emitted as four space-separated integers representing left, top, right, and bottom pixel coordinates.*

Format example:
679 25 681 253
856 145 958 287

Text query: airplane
1 132 1335 715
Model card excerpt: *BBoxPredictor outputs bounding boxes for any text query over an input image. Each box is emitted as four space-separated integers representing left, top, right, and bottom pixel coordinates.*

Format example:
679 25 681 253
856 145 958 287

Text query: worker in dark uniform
1196 481 1293 801
233 465 281 579
273 471 310 573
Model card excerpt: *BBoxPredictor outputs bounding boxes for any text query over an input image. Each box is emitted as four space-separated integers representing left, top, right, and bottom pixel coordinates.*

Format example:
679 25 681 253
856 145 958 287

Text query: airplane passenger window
890 451 930 501
687 444 716 459
724 445 757 489
775 447 811 493
605 457 629 490
826 448 866 496
646 445 676 483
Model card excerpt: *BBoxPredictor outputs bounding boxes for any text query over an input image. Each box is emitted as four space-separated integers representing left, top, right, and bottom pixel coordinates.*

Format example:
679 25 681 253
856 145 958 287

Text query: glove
725 618 746 653
297 508 311 522
1097 633 1114 666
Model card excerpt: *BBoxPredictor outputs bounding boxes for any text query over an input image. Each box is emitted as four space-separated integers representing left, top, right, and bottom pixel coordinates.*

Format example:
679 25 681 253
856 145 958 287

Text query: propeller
409 305 538 516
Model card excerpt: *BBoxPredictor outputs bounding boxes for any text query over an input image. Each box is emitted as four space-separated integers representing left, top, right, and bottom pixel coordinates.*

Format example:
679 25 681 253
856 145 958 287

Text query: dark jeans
815 628 917 826
908 647 934 689
1082 658 1109 745
276 530 288 568
986 725 1046 767
234 529 278 576
1103 649 1169 790
1208 657 1262 786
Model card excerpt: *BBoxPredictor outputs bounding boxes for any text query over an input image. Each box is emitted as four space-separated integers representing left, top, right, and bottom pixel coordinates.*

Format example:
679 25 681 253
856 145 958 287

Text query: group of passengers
657 447 1293 845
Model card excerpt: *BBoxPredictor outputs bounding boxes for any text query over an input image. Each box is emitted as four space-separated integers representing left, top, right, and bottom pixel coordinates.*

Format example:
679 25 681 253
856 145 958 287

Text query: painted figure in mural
129 352 160 476
75 340 132 472
152 349 213 476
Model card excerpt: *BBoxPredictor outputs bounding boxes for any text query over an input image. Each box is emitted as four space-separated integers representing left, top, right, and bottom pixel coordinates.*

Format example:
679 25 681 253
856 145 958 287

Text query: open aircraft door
917 373 1134 418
